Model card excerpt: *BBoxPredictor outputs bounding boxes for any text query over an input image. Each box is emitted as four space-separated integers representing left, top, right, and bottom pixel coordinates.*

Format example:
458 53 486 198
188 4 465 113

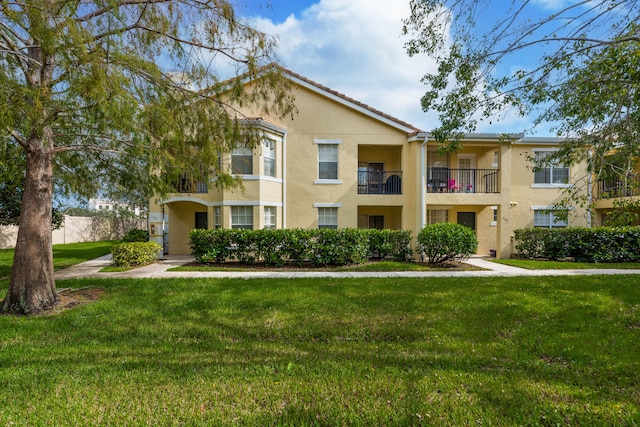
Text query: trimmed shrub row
189 228 413 267
514 226 640 262
112 241 162 267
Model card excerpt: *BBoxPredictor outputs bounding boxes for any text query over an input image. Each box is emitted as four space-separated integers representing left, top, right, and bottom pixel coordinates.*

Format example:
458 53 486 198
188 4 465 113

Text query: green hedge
189 228 413 267
514 226 640 262
416 222 478 264
121 228 149 242
111 241 162 267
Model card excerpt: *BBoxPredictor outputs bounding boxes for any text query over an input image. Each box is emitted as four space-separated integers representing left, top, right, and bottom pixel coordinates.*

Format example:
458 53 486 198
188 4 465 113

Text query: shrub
514 226 640 262
111 241 161 267
416 222 478 264
366 229 413 261
122 228 149 242
188 228 412 267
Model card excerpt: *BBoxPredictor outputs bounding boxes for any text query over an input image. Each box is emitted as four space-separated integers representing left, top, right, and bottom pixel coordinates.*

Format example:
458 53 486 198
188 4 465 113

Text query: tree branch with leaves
0 0 295 314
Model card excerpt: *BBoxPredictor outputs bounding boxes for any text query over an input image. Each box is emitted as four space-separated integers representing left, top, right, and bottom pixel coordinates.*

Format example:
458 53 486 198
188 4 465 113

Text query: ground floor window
427 209 448 224
264 206 276 229
369 215 384 229
318 207 338 229
533 210 568 228
213 207 221 229
231 206 253 230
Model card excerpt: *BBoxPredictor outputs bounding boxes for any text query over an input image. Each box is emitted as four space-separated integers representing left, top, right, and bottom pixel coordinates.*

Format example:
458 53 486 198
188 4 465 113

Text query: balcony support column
497 143 513 258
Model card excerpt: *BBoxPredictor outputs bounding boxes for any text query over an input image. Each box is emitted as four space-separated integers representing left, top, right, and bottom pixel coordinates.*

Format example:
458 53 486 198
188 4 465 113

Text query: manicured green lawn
0 275 638 425
0 241 116 278
493 258 640 270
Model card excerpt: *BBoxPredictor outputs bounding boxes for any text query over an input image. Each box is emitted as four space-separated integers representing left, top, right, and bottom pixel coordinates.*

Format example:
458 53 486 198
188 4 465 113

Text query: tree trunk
2 143 58 315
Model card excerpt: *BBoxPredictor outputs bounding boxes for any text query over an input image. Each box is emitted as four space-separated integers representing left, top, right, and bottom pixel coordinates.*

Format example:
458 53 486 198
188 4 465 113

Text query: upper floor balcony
171 171 208 194
426 168 500 194
595 174 640 199
358 170 402 194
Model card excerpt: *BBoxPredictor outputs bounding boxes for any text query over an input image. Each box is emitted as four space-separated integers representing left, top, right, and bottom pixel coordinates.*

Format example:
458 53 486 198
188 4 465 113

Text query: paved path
54 255 640 280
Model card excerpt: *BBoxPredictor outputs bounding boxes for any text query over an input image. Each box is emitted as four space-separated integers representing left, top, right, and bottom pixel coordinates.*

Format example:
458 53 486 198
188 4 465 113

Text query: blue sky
231 0 550 135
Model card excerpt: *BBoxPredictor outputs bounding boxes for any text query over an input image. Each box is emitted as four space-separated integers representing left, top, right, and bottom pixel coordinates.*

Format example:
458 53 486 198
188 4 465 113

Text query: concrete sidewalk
54 255 640 280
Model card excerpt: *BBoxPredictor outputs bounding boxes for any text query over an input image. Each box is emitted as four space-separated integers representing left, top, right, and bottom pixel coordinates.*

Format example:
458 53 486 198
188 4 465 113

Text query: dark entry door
195 212 208 229
457 212 476 230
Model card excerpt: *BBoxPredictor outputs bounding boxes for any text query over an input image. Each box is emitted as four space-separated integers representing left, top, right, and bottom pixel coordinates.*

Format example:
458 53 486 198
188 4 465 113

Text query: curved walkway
55 255 640 280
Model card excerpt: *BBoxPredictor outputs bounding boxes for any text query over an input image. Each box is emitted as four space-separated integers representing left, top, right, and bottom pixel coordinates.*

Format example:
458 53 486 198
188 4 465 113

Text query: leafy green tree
0 1 294 314
403 1 640 203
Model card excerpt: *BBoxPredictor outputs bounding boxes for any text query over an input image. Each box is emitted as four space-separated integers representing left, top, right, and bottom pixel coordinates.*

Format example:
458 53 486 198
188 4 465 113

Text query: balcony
595 175 640 199
358 170 402 194
426 168 499 194
171 171 208 193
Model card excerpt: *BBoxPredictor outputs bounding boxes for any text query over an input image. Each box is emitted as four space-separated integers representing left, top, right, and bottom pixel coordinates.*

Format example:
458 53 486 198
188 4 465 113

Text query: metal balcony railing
426 168 499 194
596 175 640 199
358 171 403 194
171 172 208 193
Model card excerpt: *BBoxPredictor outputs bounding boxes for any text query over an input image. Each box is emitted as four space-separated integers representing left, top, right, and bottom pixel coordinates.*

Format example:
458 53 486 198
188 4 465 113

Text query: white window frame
490 205 498 227
317 206 338 229
314 139 343 184
214 207 221 229
231 206 253 230
263 139 276 178
532 149 571 188
264 206 276 229
532 207 568 228
231 145 253 175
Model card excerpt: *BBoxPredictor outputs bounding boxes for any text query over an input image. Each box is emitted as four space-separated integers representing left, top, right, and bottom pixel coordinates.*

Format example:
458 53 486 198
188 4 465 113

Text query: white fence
0 215 147 249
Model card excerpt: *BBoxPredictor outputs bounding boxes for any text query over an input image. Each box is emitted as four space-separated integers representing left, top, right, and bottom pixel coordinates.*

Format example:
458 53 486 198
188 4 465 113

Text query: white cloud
249 0 441 131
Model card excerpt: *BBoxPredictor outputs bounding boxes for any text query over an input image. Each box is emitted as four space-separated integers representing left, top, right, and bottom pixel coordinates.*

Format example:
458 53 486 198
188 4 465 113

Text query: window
369 215 384 229
264 206 276 229
318 144 338 180
195 212 208 229
231 206 253 230
534 151 569 184
213 207 221 229
534 210 568 228
427 210 448 224
318 207 338 229
232 145 253 175
490 206 498 226
263 139 276 177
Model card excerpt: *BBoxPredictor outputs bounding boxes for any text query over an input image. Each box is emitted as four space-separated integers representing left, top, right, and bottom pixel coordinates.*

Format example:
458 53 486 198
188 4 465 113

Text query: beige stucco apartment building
148 69 590 258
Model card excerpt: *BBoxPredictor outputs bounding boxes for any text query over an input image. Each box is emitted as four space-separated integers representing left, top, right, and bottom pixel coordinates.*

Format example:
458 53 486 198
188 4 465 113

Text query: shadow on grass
1 276 639 425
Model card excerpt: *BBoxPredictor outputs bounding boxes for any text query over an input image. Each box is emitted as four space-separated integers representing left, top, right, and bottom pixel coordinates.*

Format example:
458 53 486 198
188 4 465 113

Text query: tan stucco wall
0 216 146 249
149 77 592 258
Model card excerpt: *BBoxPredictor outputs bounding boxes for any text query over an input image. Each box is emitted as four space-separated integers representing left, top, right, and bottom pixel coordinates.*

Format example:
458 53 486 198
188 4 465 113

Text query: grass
0 275 639 425
493 258 640 270
0 241 116 278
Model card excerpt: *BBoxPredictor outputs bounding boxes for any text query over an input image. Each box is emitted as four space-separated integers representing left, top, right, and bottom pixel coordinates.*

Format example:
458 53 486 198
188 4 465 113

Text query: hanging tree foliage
403 0 640 206
0 0 295 314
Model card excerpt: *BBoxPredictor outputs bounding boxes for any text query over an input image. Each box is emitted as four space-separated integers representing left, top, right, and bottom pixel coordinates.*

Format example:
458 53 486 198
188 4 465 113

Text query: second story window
232 145 253 175
264 139 275 177
318 144 338 180
534 151 569 185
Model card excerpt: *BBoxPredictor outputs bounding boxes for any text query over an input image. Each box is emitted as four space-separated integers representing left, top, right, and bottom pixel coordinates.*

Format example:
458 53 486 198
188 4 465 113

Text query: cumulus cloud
248 0 442 131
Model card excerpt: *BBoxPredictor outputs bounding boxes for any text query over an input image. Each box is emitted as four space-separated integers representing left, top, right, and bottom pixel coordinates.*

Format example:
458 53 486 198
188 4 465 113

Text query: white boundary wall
0 216 146 249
